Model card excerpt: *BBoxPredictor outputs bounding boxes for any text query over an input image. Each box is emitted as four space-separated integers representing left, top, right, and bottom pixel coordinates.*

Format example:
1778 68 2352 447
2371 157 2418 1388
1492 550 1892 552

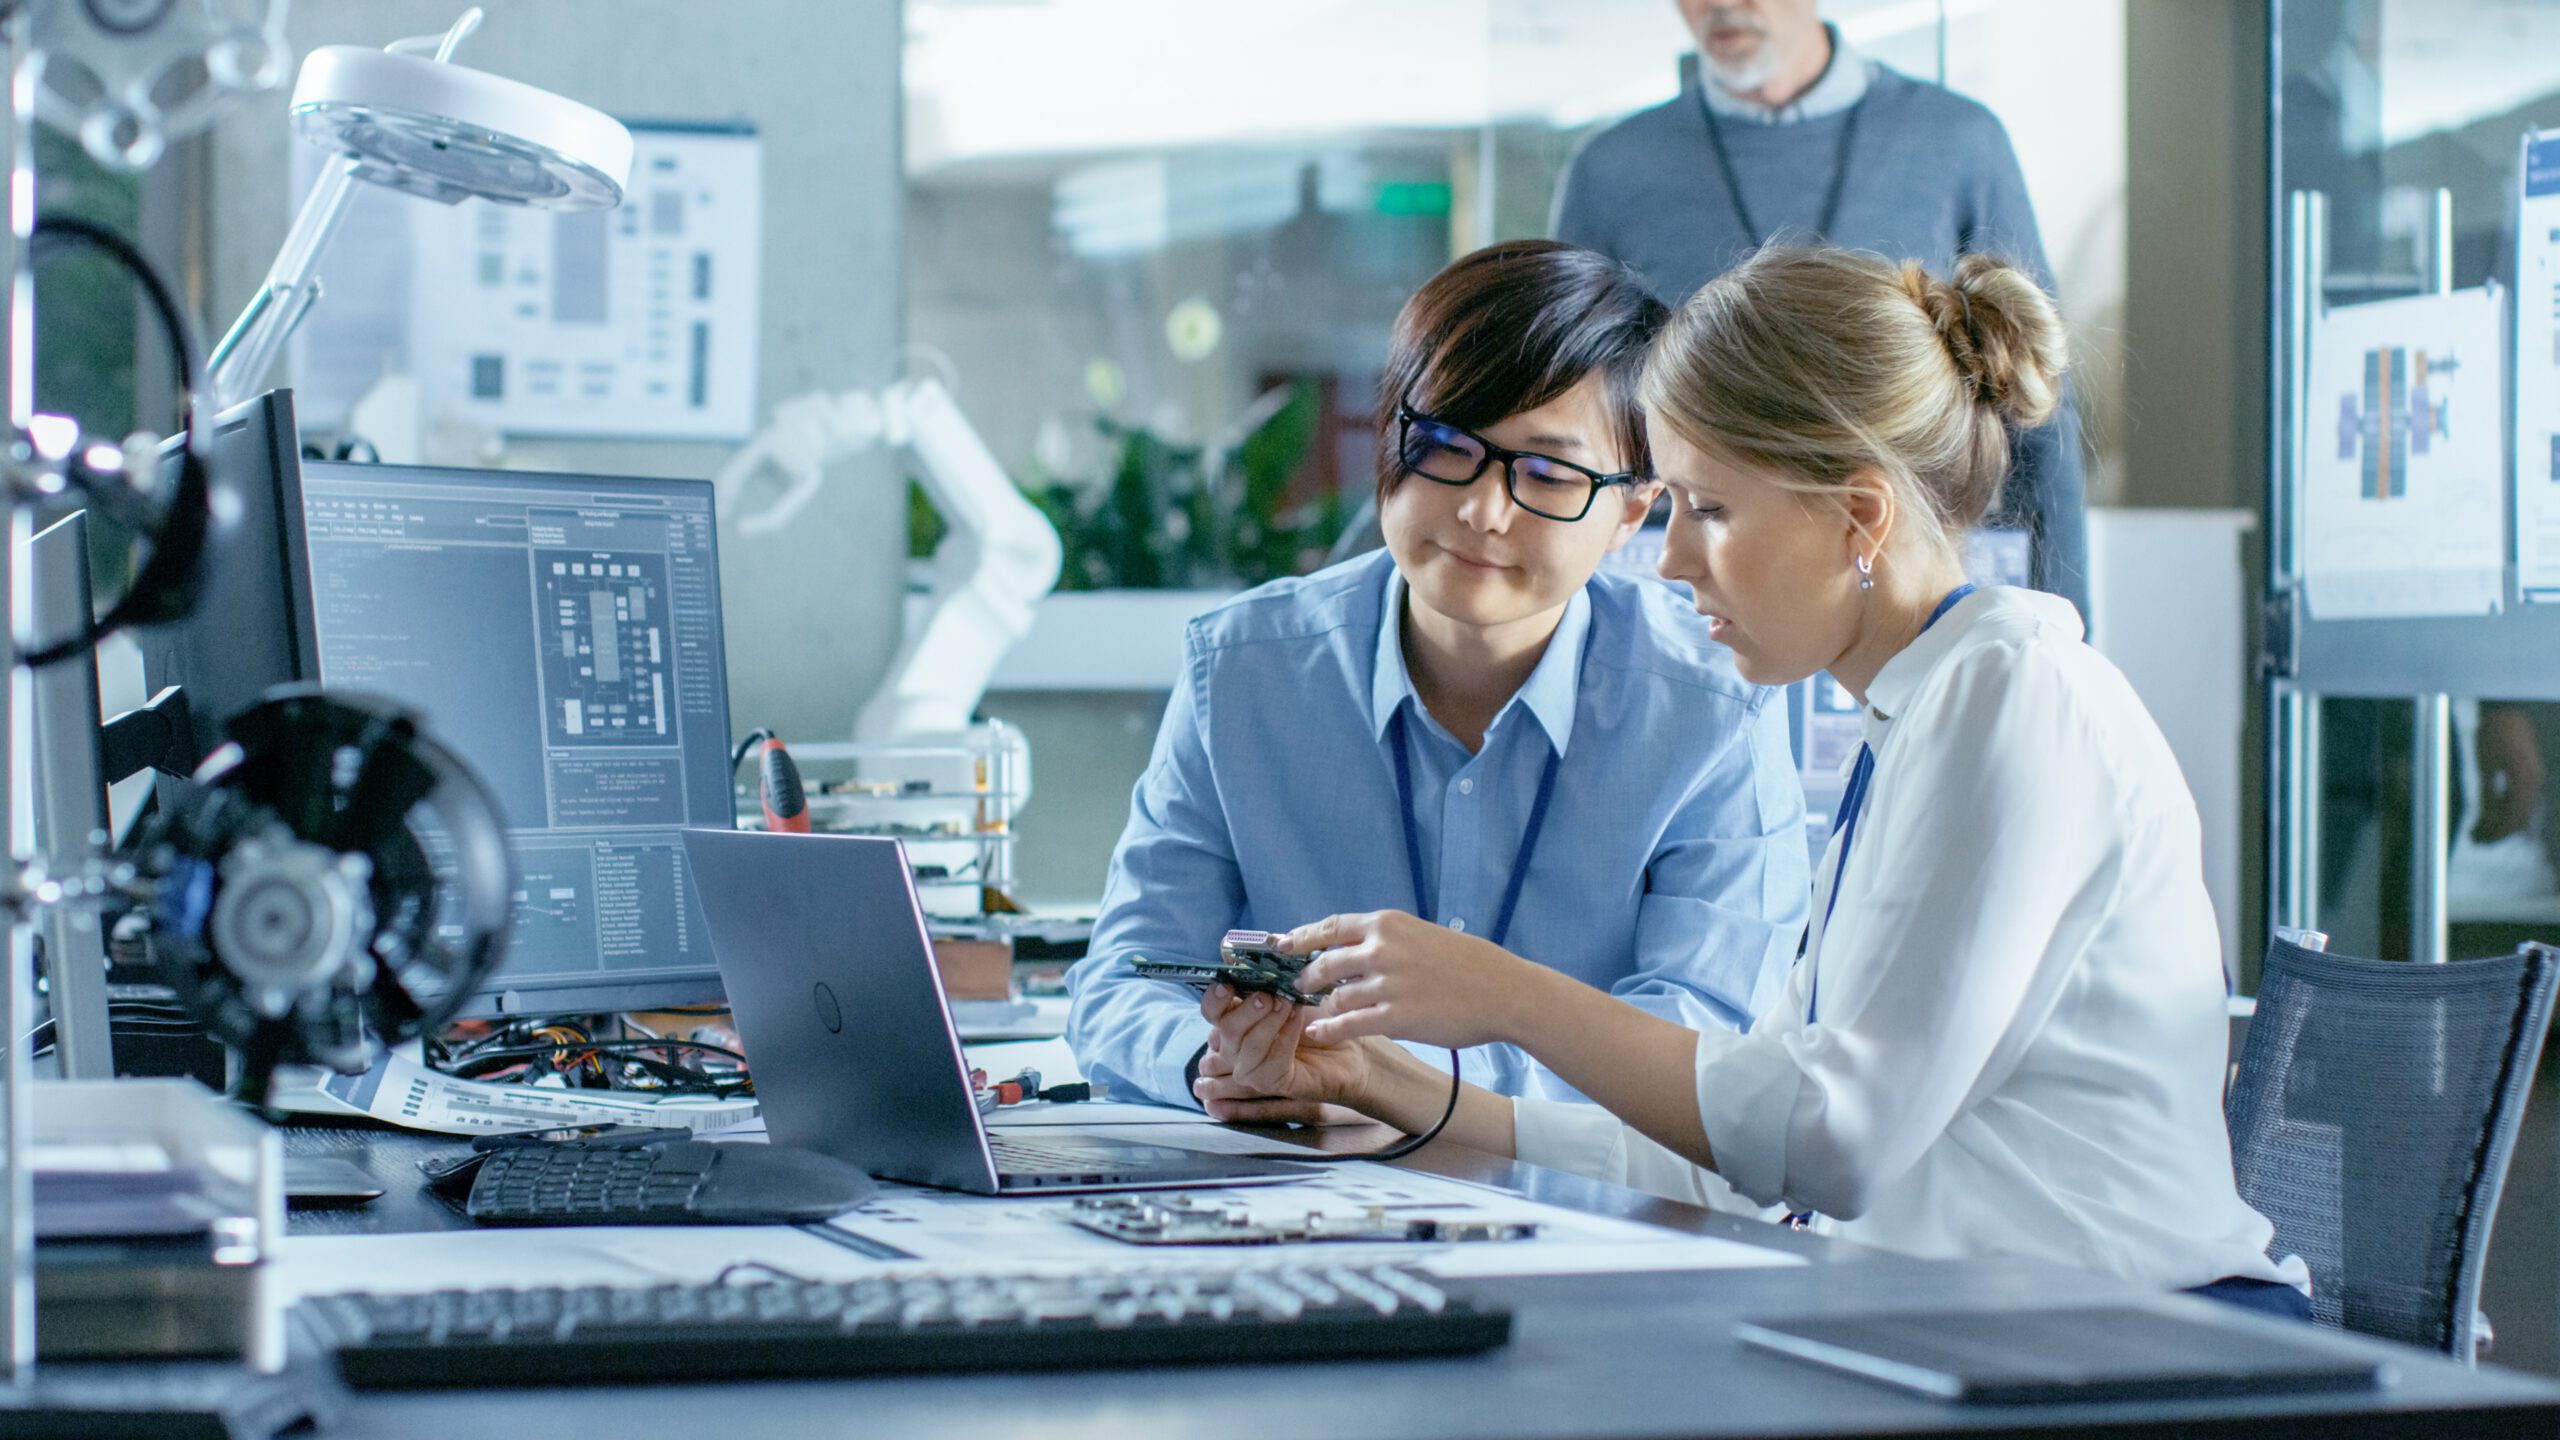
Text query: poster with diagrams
409 121 764 441
2301 285 2505 619
2519 130 2560 602
286 120 764 442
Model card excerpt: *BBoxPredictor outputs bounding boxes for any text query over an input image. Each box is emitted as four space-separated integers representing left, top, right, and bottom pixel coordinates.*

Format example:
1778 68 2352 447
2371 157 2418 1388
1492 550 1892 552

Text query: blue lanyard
1783 583 1976 1234
1808 583 1976 1024
1390 708 1560 952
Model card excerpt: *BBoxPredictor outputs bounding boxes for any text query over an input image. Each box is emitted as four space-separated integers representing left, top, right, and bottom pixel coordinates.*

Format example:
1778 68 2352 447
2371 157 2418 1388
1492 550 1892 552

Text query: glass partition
2266 0 2560 967
903 0 2127 905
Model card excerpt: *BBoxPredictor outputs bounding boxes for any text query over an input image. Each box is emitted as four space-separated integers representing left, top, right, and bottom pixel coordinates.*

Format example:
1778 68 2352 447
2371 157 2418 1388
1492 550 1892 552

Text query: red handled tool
759 736 810 833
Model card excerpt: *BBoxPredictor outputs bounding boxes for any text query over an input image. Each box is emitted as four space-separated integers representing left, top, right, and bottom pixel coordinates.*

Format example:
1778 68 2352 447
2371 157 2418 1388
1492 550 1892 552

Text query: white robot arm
713 376 1063 741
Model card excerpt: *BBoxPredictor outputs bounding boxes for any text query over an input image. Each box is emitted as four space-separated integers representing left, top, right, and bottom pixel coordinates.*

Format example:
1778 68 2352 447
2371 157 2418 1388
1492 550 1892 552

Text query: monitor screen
293 459 737 1016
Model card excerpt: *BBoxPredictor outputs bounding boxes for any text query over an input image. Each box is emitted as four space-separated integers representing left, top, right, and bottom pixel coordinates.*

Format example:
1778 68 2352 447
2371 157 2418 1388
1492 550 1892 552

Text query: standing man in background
1552 0 2089 617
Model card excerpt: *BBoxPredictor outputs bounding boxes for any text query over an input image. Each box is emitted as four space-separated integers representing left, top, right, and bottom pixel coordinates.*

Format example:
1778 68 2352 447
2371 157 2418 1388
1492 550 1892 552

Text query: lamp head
288 46 631 209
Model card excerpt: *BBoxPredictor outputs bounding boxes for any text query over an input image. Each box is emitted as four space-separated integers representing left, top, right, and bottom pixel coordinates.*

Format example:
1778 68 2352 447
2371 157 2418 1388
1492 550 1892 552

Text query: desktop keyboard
299 1263 1512 1388
463 1139 874 1225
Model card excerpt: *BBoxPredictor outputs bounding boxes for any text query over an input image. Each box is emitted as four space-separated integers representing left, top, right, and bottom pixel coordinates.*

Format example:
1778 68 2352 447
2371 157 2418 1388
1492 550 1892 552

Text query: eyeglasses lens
1509 454 1597 520
1403 416 1487 484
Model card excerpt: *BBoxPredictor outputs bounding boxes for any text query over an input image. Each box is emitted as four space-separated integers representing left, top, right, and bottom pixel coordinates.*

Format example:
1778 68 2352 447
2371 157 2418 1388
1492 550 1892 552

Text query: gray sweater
1553 63 2089 617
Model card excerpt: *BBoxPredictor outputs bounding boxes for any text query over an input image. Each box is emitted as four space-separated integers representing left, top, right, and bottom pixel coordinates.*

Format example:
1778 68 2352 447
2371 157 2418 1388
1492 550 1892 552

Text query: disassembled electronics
1129 929 1330 1006
1066 1194 1538 1247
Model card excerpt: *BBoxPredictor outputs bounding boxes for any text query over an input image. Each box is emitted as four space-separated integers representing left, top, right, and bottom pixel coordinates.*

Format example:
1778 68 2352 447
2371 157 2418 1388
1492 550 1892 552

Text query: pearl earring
1854 554 1874 592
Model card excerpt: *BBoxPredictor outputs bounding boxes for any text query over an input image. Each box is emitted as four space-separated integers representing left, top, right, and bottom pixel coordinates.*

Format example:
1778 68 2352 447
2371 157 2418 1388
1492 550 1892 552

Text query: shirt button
1449 917 1469 934
1457 778 1474 795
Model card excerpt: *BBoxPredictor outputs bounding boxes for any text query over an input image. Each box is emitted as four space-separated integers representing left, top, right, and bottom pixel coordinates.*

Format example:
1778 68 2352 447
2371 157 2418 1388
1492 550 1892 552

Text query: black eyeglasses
1394 402 1641 523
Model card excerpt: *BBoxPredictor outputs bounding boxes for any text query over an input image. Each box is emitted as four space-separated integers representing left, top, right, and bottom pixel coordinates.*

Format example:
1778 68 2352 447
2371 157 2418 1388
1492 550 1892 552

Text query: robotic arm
712 376 1063 740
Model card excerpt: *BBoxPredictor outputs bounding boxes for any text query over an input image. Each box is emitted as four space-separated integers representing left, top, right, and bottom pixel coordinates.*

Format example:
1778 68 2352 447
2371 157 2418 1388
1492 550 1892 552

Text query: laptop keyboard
988 1135 1177 1174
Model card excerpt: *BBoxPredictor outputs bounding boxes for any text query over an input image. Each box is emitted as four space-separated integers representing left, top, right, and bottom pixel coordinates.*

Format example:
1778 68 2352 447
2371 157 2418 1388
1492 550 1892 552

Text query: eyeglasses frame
1393 400 1644 523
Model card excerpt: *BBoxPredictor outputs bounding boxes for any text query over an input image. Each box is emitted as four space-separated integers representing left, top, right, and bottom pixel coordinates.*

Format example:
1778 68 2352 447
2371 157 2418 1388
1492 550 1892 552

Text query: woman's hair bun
1897 253 2068 429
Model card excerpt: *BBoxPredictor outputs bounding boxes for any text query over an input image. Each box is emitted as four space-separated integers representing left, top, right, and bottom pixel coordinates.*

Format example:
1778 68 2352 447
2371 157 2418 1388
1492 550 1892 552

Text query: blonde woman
1195 246 2309 1317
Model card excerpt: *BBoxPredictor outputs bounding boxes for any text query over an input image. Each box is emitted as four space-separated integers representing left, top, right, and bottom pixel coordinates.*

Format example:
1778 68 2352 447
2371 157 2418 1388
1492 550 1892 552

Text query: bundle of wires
427 1012 752 1098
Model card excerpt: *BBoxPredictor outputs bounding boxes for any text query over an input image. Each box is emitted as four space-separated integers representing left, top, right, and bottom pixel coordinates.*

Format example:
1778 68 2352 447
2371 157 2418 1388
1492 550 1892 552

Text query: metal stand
2407 187 2458 966
2269 189 2327 936
22 513 113 1077
0 17 316 1437
2270 183 2466 963
4 9 37 1383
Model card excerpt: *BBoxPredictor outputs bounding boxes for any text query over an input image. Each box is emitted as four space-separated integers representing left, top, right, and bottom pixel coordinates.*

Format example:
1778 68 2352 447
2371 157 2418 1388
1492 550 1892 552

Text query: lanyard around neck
1699 90 1865 246
1808 582 1978 1023
1390 708 1561 953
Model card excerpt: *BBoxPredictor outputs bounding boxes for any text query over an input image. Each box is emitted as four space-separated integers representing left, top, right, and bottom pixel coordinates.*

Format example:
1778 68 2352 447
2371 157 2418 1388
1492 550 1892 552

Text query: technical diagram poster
409 121 764 440
2302 286 2505 619
2520 131 2560 601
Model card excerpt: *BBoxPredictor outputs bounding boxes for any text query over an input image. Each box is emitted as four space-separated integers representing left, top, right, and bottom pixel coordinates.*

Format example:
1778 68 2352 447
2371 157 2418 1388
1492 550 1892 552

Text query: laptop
1735 1305 2382 1404
682 829 1315 1195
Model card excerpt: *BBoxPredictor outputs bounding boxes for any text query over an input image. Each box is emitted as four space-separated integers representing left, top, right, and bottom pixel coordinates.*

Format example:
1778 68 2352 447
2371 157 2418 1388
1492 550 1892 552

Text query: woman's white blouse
1514 587 2306 1292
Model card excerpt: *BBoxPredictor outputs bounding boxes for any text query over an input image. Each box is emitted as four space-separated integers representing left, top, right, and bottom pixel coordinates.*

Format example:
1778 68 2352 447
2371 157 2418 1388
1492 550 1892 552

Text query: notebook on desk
683 829 1315 1195
1736 1305 2386 1404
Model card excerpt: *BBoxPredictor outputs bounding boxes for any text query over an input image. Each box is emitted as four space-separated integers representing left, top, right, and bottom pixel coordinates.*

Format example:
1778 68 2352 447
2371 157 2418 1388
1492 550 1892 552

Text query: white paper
2520 130 2560 600
827 1160 1798 1277
2302 286 2507 618
311 1051 758 1137
273 1225 884 1302
962 1036 1085 1086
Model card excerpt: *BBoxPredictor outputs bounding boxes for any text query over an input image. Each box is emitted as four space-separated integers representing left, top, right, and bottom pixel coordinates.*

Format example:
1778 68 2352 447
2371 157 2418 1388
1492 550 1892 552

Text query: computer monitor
134 388 311 773
288 459 738 1017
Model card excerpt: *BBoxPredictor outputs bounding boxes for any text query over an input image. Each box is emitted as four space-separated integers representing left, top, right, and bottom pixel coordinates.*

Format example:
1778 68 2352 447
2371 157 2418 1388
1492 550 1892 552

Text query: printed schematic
2300 285 2504 619
538 551 675 744
2338 346 2459 500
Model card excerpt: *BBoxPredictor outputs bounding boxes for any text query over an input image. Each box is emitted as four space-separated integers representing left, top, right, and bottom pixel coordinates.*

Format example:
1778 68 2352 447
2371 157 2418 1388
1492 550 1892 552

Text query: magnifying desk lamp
207 6 633 409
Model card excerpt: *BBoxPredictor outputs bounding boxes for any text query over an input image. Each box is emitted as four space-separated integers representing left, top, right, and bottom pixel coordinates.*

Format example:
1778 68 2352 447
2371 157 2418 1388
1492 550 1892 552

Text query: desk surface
279 1121 2560 1439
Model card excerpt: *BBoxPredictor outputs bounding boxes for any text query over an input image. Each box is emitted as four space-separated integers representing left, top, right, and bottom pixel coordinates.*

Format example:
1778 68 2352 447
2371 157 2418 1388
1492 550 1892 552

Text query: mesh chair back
2226 938 2556 1355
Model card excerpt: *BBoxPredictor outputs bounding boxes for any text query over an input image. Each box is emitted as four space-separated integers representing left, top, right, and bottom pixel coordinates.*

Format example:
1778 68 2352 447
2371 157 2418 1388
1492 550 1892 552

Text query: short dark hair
1375 240 1669 503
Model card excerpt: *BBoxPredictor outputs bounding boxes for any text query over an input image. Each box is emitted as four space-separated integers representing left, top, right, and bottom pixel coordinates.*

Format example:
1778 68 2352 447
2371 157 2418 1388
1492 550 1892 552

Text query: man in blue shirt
1550 1 2088 617
1067 242 1808 1112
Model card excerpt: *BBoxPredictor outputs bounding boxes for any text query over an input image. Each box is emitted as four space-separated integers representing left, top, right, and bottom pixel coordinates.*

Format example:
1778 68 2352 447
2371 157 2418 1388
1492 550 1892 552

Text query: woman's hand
1192 983 1375 1123
1287 910 1546 1050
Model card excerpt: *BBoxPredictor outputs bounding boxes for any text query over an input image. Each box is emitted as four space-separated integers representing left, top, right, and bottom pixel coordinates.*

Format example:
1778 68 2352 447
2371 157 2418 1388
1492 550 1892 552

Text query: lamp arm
207 153 363 411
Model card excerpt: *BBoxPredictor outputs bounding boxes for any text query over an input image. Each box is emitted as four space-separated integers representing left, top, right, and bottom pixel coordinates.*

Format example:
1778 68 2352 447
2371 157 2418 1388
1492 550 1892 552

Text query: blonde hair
1639 246 2069 564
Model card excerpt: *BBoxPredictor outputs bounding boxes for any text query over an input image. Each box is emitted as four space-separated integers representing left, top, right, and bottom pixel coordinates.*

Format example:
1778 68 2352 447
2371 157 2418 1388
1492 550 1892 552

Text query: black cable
730 728 776 776
441 1037 754 1099
445 1036 751 1069
712 1260 812 1287
1227 1047 1463 1165
19 213 212 668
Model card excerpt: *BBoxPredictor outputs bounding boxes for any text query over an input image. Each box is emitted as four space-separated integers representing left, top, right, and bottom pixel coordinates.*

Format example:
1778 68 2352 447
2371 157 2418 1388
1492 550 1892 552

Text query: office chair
2225 936 2556 1361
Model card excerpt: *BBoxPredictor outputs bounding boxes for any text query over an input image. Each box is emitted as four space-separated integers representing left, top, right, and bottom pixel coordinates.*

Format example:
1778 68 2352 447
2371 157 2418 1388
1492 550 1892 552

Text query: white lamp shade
289 46 631 209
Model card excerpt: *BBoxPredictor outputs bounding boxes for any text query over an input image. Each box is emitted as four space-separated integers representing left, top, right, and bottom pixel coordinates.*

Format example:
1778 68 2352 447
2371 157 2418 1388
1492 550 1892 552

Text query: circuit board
1066 1194 1538 1247
1129 940 1329 1006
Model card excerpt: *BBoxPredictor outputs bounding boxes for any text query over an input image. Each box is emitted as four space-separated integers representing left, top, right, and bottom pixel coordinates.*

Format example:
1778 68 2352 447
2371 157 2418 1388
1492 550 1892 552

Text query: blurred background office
28 0 2560 1372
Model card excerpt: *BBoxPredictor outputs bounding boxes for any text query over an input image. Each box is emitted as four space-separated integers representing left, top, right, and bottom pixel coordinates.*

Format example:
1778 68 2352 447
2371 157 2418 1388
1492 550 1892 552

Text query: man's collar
1689 22 1871 125
1371 568 1590 755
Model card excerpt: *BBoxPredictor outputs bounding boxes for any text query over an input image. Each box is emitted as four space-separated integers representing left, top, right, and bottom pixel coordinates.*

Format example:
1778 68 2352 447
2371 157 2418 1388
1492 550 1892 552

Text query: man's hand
1193 983 1375 1123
